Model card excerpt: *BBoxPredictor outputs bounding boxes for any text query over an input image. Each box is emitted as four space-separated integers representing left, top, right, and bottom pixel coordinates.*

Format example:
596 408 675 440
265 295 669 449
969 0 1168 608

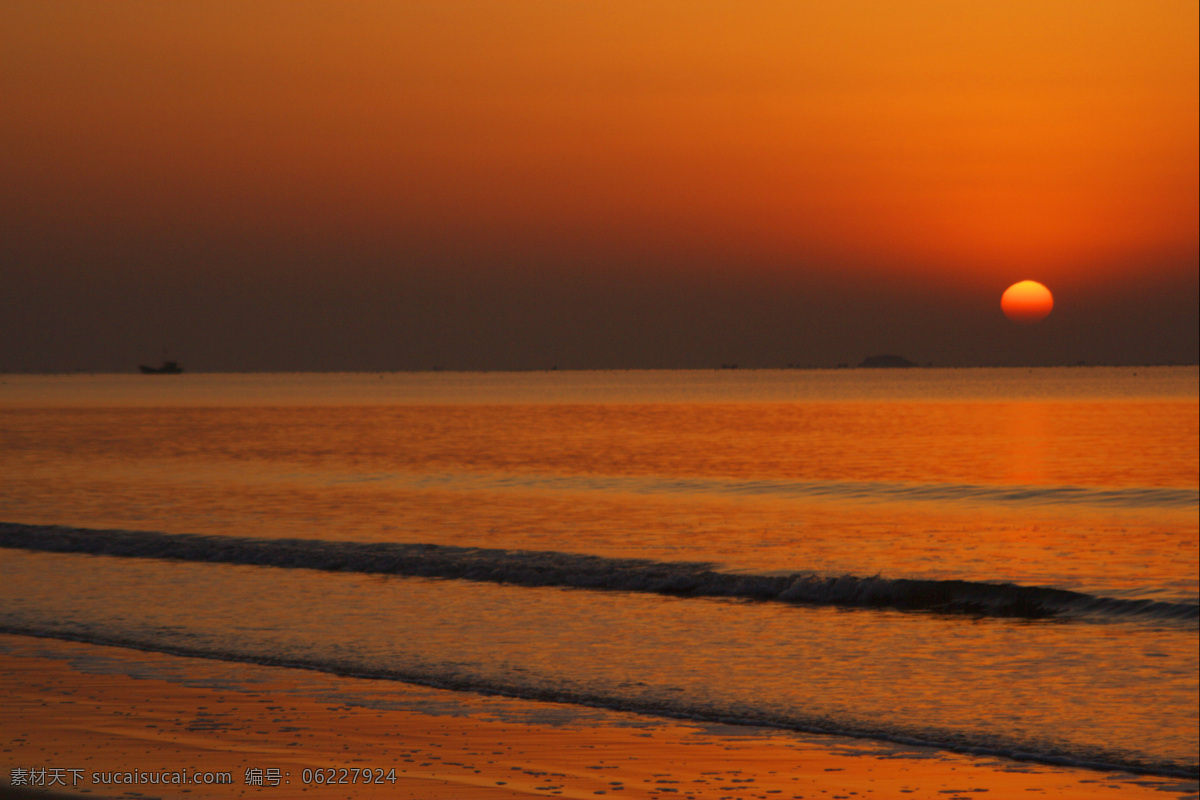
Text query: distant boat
138 361 184 374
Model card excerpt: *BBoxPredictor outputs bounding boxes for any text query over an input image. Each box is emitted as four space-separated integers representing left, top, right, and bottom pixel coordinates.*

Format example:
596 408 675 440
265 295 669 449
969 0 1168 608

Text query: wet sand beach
2 635 1194 800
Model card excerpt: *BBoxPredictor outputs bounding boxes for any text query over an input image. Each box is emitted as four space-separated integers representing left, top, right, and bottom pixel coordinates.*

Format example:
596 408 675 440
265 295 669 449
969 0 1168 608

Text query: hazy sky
2 1 1196 371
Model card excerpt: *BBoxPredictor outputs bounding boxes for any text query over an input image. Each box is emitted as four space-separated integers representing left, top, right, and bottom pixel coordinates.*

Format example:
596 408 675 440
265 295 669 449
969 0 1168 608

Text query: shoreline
4 626 1196 783
3 634 1195 800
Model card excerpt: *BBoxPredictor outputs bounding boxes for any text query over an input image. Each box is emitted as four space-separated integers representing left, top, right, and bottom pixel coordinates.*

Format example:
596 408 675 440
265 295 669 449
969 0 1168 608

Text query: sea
1 367 1196 779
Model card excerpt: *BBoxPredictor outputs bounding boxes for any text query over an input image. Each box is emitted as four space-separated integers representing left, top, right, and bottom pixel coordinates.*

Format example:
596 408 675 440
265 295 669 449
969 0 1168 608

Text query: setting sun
1001 280 1054 324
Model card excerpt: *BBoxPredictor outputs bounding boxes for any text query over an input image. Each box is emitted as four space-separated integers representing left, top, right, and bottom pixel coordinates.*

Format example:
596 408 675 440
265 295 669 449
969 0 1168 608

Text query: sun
1001 280 1054 324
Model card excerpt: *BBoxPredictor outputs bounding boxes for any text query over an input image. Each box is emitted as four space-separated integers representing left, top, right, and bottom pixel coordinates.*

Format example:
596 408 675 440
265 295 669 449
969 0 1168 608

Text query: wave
0 624 1195 780
384 472 1199 511
3 523 1195 624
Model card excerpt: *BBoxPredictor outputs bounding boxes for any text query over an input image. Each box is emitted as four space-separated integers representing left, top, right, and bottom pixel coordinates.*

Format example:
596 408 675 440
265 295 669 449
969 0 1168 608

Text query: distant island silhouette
138 361 184 374
859 354 917 368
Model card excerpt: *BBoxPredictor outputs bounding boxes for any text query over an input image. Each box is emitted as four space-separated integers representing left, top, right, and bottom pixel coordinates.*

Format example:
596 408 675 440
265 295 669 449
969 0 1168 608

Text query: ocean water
1 367 1196 778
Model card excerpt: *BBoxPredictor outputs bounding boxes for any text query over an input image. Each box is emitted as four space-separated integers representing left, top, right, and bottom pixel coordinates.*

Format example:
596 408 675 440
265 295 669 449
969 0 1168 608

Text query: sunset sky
2 1 1196 371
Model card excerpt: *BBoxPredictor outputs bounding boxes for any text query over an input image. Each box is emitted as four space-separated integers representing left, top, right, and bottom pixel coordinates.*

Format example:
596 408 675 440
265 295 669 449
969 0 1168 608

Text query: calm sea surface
1 368 1196 776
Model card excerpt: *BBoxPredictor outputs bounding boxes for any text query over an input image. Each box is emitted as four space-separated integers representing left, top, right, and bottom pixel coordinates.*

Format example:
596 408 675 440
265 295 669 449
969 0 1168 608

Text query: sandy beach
2 634 1194 800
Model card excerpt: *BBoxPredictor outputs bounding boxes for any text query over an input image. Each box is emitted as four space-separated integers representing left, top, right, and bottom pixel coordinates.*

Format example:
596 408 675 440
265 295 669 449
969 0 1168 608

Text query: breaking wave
3 523 1195 624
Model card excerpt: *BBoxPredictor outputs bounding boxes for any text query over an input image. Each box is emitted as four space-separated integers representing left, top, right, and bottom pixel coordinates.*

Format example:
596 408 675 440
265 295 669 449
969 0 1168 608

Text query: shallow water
1 367 1196 776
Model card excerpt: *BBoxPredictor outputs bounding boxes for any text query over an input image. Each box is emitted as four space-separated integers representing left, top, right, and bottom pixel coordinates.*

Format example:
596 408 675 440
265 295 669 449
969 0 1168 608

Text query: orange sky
1 1 1197 370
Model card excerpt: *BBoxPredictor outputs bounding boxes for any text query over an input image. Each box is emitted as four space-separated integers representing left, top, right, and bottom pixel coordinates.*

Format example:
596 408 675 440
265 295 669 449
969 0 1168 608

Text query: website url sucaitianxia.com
9 767 233 788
